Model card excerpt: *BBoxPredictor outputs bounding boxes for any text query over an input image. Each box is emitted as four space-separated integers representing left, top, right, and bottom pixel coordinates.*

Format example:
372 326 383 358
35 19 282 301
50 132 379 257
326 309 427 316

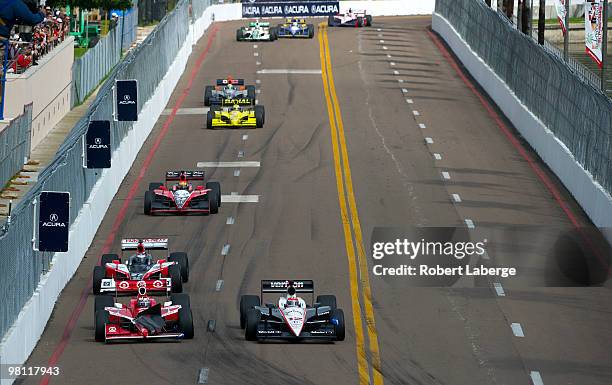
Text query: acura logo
42 212 65 227
95 137 102 144
49 213 58 222
124 95 130 101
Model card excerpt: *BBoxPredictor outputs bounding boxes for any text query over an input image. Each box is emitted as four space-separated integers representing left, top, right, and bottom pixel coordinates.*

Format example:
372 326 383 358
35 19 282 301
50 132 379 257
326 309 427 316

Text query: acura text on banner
242 1 339 18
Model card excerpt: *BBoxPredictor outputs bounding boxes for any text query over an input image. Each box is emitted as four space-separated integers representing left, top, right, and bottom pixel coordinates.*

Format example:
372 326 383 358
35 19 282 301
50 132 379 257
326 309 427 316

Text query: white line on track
390 62 396 66
452 193 462 202
393 70 399 75
253 44 258 49
256 61 261 66
413 110 420 116
382 46 388 50
242 134 249 140
406 98 413 104
256 89 261 94
238 151 244 158
215 280 224 291
398 79 404 83
441 171 451 180
197 161 260 168
378 33 383 37
379 39 385 43
493 282 506 296
221 244 230 256
255 99 259 104
425 137 434 144
161 107 209 115
254 52 259 56
255 79 261 84
222 195 259 203
401 88 408 93
530 371 544 385
465 218 475 229
256 69 322 74
419 123 426 129
433 153 442 160
198 368 209 384
511 323 525 337
386 54 392 58
226 216 235 225
377 28 381 31
234 169 241 177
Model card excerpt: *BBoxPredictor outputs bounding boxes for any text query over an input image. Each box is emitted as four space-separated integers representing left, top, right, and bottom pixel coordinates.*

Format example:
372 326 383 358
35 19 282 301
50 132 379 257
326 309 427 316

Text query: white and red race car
144 171 221 215
92 238 189 295
94 286 194 342
240 280 345 341
328 9 372 27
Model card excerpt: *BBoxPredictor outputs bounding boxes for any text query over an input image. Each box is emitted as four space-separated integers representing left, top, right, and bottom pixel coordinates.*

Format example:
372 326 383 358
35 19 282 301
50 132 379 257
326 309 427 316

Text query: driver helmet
136 241 146 255
178 172 188 188
137 296 151 309
286 297 299 307
226 83 235 92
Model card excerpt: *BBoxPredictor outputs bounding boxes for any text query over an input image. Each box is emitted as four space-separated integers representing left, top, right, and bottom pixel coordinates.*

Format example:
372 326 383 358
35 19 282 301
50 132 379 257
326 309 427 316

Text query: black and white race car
240 280 345 341
328 9 372 27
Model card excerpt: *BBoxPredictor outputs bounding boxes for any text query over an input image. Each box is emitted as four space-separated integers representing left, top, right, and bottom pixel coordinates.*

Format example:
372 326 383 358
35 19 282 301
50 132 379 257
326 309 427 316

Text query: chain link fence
0 104 32 191
435 0 612 196
0 0 196 340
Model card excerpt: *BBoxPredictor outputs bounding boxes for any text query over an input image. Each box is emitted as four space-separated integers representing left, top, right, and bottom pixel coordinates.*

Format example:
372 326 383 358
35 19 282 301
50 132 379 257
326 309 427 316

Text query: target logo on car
153 280 164 288
137 281 146 288
119 281 129 289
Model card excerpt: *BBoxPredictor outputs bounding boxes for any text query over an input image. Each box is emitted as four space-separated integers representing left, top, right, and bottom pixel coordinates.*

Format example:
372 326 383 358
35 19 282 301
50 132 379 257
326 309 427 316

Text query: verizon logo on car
41 213 66 227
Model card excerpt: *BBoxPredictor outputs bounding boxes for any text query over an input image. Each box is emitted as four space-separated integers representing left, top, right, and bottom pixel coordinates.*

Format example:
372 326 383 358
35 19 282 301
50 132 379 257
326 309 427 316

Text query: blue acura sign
242 1 339 17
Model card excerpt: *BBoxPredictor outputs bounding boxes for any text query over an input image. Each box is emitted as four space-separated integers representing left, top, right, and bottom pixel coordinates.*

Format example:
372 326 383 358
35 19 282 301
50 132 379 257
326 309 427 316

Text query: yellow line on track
318 23 384 385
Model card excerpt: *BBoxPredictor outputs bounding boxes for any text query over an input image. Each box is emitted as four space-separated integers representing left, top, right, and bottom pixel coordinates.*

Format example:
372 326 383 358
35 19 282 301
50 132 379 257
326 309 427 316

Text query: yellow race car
206 103 265 129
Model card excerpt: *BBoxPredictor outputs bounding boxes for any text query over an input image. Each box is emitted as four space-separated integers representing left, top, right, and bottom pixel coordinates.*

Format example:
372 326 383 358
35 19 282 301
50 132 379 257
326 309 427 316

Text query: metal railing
0 104 32 190
435 0 612 197
0 0 197 340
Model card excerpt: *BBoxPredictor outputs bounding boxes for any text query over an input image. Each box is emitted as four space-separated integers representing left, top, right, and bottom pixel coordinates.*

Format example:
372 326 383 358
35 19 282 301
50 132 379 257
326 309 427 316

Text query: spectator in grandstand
0 0 45 39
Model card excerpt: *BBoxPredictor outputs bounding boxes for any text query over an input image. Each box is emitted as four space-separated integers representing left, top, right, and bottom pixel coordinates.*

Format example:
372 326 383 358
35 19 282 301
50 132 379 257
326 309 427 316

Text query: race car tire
206 111 214 129
246 85 256 102
95 310 109 342
144 190 153 215
316 295 337 311
365 15 373 26
178 304 194 339
208 189 219 214
204 86 214 106
169 252 189 283
94 295 114 315
240 295 261 329
245 309 261 341
255 105 265 128
328 15 335 26
100 253 118 266
148 182 163 191
206 181 222 208
169 264 183 293
331 309 345 341
93 265 105 295
171 293 191 308
357 17 364 27
236 28 243 41
308 24 315 38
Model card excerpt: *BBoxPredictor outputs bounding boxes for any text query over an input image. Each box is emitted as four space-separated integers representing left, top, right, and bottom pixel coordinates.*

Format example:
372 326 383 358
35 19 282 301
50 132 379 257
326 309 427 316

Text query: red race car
144 171 221 215
94 286 194 342
93 238 189 295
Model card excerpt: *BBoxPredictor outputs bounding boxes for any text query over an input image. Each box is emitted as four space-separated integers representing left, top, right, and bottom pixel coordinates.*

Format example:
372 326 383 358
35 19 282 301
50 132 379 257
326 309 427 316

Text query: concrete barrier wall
5 37 74 151
432 12 612 244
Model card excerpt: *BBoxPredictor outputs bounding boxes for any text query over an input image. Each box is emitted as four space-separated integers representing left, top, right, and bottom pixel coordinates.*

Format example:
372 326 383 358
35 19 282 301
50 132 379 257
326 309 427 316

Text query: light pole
0 40 8 121
602 0 609 91
564 0 570 61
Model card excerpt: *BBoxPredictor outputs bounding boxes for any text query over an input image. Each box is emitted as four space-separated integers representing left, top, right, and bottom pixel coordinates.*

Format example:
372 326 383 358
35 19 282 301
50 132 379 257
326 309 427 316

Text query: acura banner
242 1 339 18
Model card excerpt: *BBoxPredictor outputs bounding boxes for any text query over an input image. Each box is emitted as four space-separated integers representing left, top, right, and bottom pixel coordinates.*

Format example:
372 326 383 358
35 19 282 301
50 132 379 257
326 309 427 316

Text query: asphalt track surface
19 17 612 385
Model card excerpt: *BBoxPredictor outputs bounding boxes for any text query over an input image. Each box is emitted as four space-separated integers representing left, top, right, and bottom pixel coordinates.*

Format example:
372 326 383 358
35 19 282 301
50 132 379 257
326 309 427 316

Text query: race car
276 18 314 38
144 171 221 215
237 21 277 41
94 286 194 342
92 238 189 295
206 101 265 129
204 77 256 106
328 9 373 27
240 280 345 341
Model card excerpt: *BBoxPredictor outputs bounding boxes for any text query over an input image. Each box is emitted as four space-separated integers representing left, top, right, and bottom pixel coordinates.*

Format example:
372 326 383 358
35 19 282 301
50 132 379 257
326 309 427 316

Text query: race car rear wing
221 98 254 106
216 78 245 86
165 171 205 181
121 238 169 250
261 280 314 293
